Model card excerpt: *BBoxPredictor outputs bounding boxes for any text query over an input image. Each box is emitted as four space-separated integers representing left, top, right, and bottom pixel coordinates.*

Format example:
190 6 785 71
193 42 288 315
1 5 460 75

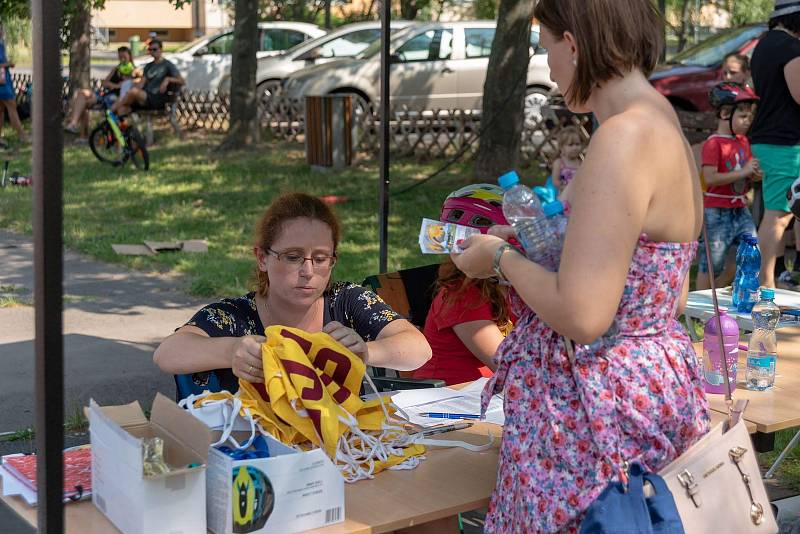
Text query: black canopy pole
32 0 65 530
378 0 391 273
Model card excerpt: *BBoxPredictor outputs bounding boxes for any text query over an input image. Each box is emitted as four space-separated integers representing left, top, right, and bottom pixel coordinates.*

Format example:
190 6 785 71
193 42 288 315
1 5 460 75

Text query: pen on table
414 422 473 437
420 412 482 420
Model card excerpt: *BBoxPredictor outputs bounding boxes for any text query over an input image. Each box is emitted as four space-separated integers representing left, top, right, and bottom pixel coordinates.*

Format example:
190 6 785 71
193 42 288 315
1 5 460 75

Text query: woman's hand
488 225 516 241
323 321 369 362
450 234 507 279
231 335 266 383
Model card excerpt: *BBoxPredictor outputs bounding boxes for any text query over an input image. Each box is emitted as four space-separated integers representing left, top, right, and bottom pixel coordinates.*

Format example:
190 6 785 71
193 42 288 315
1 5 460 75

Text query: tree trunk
324 0 332 29
400 0 419 20
676 0 692 53
219 0 260 150
472 0 535 180
67 0 91 103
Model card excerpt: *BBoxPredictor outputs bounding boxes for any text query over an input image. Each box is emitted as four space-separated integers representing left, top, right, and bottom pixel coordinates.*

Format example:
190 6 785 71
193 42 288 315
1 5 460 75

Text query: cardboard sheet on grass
112 240 208 256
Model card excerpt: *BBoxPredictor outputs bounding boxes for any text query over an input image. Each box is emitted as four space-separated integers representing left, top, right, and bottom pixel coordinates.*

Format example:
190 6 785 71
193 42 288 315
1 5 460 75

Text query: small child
696 81 762 290
551 125 584 192
415 184 515 386
722 52 751 87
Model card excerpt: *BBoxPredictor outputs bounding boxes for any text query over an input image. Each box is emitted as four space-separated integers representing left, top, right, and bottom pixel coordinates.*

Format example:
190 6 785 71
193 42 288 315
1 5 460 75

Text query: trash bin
305 95 354 169
128 35 141 56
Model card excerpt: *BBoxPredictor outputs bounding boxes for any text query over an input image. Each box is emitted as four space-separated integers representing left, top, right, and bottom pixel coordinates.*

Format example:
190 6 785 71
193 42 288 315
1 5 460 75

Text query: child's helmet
787 177 800 220
709 81 759 111
440 184 507 233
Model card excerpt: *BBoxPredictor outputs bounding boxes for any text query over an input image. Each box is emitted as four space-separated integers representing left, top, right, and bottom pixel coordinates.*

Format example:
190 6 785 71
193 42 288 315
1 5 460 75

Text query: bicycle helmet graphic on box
232 465 275 533
440 184 508 233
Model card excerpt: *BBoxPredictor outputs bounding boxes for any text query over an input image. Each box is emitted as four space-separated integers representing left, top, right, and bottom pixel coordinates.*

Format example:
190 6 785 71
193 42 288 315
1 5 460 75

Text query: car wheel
257 80 282 105
524 87 550 127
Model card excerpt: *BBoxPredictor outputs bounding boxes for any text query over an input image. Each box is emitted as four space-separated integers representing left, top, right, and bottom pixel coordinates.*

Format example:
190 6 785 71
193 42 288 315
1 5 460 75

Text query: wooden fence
14 73 714 166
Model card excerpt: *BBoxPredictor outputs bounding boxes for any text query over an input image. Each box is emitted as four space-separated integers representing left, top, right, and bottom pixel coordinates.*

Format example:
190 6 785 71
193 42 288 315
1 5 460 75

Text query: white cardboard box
88 393 212 534
207 433 345 534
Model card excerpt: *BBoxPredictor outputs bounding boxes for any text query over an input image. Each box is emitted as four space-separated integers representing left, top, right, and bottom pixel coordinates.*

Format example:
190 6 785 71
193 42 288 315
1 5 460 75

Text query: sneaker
777 271 798 290
64 125 79 135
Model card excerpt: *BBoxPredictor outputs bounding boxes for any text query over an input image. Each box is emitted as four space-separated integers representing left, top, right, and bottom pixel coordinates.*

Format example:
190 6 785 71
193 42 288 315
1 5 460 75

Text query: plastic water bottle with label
746 287 779 391
498 171 563 271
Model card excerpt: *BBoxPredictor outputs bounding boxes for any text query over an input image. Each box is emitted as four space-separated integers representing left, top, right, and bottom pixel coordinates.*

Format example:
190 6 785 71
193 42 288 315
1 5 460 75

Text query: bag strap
701 218 748 427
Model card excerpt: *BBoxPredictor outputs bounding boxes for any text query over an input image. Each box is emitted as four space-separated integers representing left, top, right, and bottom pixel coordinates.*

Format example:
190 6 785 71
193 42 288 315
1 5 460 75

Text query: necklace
776 26 800 39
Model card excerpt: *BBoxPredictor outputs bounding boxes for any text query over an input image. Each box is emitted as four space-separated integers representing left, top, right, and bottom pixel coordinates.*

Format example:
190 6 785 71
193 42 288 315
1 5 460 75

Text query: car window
205 32 234 55
261 29 308 52
396 29 453 62
669 25 765 67
313 29 381 58
465 28 494 58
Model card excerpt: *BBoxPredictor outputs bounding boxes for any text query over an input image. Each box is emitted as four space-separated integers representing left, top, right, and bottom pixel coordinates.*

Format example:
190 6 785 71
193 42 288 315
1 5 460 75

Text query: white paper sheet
391 378 505 426
0 465 37 506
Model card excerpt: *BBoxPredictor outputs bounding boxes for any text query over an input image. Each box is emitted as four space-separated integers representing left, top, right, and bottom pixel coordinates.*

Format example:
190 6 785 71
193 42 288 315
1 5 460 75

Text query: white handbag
653 221 778 533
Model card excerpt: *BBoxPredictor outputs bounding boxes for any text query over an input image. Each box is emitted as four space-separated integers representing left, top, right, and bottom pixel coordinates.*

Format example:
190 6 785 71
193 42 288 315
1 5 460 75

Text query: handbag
581 220 778 533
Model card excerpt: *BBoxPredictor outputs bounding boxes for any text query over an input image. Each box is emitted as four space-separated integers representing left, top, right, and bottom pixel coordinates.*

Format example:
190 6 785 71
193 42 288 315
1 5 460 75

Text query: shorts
698 207 756 275
753 143 800 213
133 91 168 112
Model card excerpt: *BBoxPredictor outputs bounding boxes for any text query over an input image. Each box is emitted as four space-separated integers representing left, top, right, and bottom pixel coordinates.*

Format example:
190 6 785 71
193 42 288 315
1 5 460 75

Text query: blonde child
722 52 752 87
551 125 584 192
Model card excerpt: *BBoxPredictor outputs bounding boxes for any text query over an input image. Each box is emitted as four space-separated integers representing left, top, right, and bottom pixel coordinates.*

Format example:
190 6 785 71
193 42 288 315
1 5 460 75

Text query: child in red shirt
696 82 762 290
415 184 514 385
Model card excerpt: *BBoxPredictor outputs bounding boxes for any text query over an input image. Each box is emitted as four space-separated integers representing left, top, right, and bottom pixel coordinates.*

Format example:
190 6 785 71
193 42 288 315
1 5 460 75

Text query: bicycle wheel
126 128 150 171
89 121 125 166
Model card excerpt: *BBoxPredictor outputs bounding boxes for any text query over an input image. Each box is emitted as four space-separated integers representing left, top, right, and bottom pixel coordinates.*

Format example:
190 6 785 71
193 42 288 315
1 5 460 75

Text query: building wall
92 0 229 42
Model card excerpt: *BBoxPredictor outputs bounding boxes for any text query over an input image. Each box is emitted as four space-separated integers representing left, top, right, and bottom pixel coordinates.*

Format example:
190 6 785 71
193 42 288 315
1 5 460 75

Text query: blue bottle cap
542 200 564 217
498 171 520 190
744 234 758 245
760 288 775 300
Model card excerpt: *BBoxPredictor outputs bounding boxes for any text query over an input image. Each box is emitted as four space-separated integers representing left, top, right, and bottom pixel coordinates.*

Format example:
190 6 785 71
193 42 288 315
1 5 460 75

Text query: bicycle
88 100 150 170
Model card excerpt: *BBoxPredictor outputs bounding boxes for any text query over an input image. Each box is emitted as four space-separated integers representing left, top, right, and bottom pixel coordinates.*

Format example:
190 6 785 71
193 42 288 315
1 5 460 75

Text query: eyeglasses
266 248 337 270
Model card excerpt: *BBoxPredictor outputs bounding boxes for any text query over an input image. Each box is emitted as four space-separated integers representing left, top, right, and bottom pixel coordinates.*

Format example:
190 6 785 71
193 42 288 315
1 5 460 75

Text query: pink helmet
440 184 507 234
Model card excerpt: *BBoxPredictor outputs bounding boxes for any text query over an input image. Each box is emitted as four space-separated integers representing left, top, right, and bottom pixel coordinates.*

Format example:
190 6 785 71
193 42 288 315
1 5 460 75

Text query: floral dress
481 230 710 533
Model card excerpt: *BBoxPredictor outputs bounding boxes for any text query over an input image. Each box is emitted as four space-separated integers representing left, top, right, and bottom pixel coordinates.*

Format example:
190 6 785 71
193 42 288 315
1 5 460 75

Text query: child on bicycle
696 81 762 290
414 185 515 385
550 125 584 193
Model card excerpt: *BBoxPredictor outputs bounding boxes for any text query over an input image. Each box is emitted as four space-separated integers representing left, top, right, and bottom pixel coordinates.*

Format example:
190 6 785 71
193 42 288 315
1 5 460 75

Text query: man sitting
112 39 184 116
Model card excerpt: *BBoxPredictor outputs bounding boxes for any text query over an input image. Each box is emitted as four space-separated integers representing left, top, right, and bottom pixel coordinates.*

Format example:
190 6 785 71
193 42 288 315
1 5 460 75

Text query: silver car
281 21 554 118
253 21 415 100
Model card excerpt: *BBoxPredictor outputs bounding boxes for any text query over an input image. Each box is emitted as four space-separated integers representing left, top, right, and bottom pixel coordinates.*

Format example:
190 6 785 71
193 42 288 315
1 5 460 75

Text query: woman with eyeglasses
154 192 432 393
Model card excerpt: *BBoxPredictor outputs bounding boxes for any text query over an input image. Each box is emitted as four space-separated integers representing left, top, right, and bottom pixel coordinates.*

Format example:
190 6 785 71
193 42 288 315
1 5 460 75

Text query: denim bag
580 463 685 534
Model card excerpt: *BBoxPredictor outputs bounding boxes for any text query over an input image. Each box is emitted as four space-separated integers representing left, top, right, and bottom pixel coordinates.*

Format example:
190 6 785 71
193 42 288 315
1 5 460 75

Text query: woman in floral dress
452 1 710 531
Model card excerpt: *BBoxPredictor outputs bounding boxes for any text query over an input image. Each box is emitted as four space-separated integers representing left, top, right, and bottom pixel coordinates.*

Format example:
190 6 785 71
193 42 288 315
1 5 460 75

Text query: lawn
0 131 546 298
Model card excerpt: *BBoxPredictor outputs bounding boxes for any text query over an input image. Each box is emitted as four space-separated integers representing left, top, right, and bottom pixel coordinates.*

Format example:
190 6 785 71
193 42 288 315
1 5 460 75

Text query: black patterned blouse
183 281 400 392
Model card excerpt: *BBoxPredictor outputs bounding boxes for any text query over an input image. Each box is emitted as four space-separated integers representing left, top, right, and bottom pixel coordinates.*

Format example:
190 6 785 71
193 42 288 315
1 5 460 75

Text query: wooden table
0 380 763 533
695 326 800 451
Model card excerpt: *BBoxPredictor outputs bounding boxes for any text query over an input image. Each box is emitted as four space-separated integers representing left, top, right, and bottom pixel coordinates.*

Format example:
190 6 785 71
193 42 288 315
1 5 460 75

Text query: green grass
0 131 545 298
760 429 800 492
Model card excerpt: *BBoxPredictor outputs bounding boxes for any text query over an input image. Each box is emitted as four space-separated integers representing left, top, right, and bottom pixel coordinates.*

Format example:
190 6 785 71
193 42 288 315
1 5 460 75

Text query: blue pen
421 412 481 420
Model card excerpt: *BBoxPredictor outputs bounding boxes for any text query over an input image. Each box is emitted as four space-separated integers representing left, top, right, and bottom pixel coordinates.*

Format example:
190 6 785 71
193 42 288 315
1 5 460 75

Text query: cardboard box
207 433 344 534
88 393 212 534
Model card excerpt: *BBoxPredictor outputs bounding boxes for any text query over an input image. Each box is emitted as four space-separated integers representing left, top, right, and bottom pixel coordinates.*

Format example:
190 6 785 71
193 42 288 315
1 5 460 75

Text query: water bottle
733 235 761 313
702 310 739 394
498 171 563 270
746 287 779 391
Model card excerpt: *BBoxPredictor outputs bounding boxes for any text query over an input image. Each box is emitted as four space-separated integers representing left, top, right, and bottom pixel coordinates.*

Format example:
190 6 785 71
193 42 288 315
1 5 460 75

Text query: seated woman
414 185 514 386
154 192 432 392
64 46 135 136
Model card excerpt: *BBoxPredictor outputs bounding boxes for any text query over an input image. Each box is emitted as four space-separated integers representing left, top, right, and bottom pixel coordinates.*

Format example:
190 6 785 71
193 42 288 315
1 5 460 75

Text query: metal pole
659 0 667 62
33 0 65 531
378 0 390 273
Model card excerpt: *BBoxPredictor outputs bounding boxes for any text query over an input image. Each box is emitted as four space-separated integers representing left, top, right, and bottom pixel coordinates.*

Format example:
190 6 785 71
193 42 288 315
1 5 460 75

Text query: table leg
764 429 800 479
753 431 775 453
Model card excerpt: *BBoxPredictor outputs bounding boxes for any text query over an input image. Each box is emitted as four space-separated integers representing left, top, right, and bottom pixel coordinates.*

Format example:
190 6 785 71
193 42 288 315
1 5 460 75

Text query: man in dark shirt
112 39 184 116
751 0 800 288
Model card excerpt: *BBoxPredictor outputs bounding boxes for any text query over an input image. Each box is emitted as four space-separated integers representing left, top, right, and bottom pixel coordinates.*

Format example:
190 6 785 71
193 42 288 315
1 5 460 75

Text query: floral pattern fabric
481 236 710 533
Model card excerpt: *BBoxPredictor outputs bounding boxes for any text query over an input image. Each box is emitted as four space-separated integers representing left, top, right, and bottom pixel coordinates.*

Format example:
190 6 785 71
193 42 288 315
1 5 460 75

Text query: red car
650 24 767 112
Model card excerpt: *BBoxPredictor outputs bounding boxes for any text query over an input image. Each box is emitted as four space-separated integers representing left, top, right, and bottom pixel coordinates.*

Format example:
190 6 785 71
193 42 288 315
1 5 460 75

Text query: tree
218 0 260 150
400 0 432 20
473 0 535 180
66 0 92 104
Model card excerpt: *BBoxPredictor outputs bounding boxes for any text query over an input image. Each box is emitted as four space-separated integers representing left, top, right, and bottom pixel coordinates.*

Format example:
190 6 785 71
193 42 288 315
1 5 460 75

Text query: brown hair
435 259 511 327
557 125 583 150
253 192 341 296
723 53 750 73
534 0 664 106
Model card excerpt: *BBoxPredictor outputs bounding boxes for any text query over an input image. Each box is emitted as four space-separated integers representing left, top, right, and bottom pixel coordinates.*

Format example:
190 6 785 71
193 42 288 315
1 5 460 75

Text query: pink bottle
702 310 739 394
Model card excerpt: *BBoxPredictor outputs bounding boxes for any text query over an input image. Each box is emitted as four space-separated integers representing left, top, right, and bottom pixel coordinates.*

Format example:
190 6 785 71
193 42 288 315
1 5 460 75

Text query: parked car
650 24 766 111
161 22 326 91
280 21 554 121
252 21 415 100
